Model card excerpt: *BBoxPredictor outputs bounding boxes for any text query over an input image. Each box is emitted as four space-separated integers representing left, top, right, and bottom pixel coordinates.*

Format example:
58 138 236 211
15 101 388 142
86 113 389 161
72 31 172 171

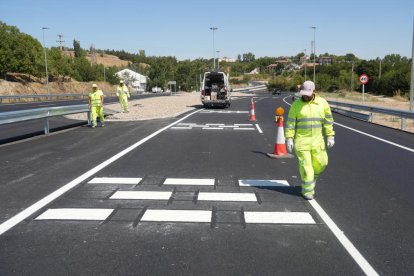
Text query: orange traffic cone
249 97 257 122
267 115 294 159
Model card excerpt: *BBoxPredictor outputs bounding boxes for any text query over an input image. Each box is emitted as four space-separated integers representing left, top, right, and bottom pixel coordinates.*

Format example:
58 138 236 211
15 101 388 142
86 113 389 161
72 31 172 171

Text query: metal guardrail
0 104 91 134
331 107 371 122
293 93 414 130
0 92 117 103
232 85 267 93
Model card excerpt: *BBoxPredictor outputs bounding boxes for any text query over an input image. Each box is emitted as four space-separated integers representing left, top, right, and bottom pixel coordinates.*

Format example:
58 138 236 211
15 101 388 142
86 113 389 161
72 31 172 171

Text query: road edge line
309 200 379 276
0 109 202 236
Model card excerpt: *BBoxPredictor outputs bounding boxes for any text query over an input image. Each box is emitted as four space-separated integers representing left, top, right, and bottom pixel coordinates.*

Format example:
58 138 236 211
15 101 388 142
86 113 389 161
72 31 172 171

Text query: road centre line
88 177 142 184
164 178 215 186
283 95 414 153
234 128 255 131
35 208 114 221
255 124 263 134
282 95 379 275
0 109 202 236
203 127 224 130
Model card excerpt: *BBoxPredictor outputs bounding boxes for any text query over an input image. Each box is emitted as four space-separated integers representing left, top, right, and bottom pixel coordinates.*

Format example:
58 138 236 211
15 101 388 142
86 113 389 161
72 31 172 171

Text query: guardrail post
87 111 91 126
370 112 374 122
44 117 50 134
401 116 406 130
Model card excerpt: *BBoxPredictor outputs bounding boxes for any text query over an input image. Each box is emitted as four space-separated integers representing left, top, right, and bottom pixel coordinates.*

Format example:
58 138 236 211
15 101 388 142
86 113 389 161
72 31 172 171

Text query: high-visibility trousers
119 94 129 112
91 106 104 126
295 148 328 197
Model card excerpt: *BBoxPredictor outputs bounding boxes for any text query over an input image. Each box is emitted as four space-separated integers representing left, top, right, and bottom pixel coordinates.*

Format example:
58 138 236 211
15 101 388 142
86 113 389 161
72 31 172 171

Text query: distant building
245 67 260 74
300 55 309 64
219 57 236 62
300 62 319 69
115 69 147 92
318 56 333 65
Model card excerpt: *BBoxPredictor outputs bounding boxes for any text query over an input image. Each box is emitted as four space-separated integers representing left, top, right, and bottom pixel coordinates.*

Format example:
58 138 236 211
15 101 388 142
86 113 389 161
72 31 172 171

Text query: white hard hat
92 83 98 88
299 81 315 96
119 80 124 84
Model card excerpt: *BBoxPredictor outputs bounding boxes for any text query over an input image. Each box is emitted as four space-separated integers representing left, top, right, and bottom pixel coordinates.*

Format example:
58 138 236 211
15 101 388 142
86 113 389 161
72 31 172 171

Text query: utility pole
42 27 50 95
56 34 65 51
410 15 414 111
210 27 218 69
310 26 317 85
303 48 307 80
216 50 220 70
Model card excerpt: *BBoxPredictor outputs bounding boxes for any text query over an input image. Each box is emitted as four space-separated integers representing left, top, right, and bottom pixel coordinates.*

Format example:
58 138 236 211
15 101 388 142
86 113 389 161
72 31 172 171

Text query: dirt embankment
0 79 117 97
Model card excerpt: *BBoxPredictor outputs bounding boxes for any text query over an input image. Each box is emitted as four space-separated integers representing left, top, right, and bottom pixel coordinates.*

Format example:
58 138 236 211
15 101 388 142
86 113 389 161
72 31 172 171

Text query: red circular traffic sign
359 74 369 84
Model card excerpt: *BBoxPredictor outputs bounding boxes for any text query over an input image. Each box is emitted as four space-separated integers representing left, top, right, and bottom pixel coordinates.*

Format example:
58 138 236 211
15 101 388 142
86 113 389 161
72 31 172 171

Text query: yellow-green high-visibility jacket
89 89 104 107
116 85 130 97
285 95 335 151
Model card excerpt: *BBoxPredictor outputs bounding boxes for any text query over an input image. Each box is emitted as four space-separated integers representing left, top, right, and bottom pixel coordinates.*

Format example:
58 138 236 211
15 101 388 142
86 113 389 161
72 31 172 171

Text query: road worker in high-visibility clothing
116 80 130 112
88 83 105 128
285 81 335 200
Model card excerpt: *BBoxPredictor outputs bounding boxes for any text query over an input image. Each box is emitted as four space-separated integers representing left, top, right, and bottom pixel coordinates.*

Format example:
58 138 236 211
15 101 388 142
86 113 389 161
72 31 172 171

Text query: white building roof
115 69 147 84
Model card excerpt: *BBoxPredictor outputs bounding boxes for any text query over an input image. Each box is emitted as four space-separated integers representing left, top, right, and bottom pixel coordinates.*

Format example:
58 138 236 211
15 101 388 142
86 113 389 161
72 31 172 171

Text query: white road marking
88 177 142 184
334 122 414 153
203 127 224 130
244 212 315 224
141 209 212 223
171 127 192 130
206 123 225 126
0 109 202 236
283 95 413 154
110 191 172 200
234 124 253 126
200 110 249 114
35 208 114 221
309 200 379 276
234 128 255 131
239 179 290 187
255 124 263 134
283 95 379 275
164 178 215 186
198 192 257 202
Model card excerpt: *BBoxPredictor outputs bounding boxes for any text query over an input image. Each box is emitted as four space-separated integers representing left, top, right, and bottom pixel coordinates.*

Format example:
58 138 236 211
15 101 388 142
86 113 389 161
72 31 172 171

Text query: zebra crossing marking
164 178 215 186
88 177 143 184
141 209 212 223
110 191 172 200
35 208 114 221
198 192 257 202
244 211 315 224
239 180 290 187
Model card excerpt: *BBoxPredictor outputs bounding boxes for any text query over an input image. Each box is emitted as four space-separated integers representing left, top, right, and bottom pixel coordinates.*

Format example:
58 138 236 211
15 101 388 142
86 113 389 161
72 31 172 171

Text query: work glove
286 138 294 153
327 136 335 149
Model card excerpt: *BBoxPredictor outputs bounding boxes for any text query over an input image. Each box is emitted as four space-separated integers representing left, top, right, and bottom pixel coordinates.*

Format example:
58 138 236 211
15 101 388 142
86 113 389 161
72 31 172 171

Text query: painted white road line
206 123 225 126
203 127 224 130
244 212 315 224
234 123 253 126
88 177 142 184
309 200 379 276
0 109 202 236
334 122 414 153
234 128 255 131
110 191 172 200
171 127 192 130
239 179 290 187
141 209 212 223
164 178 215 186
283 95 413 154
255 124 263 134
198 192 257 202
35 208 114 221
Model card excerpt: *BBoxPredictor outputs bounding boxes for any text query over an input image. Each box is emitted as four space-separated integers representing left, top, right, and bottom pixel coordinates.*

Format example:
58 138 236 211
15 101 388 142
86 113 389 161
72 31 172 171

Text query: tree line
0 21 412 97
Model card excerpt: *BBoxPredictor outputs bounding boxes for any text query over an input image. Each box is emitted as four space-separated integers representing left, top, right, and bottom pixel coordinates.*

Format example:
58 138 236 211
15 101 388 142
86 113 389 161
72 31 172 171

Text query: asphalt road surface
0 93 413 275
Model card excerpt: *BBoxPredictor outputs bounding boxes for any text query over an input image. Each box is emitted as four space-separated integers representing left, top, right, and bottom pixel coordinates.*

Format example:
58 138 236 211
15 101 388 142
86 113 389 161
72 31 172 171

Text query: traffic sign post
359 74 369 103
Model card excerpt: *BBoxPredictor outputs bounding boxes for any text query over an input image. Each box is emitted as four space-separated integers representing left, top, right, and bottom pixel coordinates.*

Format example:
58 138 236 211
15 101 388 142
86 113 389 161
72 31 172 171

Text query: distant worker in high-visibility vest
285 81 335 200
88 83 105 128
116 80 130 112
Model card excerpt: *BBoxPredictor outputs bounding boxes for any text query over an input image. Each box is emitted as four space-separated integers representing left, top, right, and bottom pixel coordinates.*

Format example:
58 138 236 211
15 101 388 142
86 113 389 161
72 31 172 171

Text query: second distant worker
116 80 130 112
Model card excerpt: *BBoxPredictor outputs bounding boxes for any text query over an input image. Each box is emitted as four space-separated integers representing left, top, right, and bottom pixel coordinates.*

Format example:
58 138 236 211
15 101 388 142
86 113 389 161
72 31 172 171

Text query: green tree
73 39 81 58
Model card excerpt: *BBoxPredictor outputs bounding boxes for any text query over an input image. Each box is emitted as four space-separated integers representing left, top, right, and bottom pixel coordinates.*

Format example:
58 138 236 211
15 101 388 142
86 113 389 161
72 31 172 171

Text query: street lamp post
310 26 316 85
303 49 307 80
210 27 218 69
42 27 50 95
216 50 220 70
410 15 414 111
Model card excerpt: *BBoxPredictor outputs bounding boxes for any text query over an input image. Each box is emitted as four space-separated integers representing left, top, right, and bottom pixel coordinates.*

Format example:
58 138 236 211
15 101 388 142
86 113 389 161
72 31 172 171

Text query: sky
1 0 413 60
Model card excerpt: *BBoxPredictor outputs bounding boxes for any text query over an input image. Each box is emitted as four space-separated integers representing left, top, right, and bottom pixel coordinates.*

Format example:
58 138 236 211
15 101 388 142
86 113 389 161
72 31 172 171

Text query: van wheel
203 104 208 108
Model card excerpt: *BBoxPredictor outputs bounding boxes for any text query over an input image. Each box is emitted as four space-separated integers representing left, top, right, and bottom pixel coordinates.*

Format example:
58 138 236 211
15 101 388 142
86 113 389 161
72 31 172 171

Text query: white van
201 71 231 108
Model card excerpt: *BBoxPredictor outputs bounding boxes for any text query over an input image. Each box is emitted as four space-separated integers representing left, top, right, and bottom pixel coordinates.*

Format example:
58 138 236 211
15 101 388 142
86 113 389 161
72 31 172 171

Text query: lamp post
42 27 50 95
216 50 220 70
410 15 414 111
303 49 307 80
310 26 316 85
210 27 218 69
